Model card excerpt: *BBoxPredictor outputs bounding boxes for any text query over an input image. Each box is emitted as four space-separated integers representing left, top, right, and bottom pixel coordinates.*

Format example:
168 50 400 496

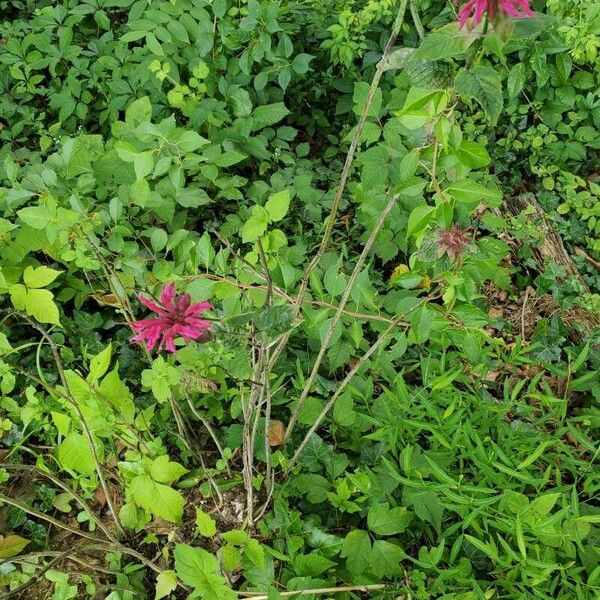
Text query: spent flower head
438 224 471 259
130 283 212 353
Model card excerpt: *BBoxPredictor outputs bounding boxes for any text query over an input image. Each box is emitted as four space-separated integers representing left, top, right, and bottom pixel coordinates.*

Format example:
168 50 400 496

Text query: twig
264 0 411 372
283 194 400 443
574 246 600 270
284 292 438 475
0 493 107 543
15 314 125 538
183 389 231 477
2 549 74 599
237 584 387 599
521 287 530 342
410 0 425 40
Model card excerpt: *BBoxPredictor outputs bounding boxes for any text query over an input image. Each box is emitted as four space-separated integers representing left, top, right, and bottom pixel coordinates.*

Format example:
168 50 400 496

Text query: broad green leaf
150 455 188 485
174 544 236 599
250 103 290 131
507 63 526 101
368 502 412 536
0 535 30 559
454 66 503 125
455 140 491 169
195 507 217 537
242 206 270 242
58 432 95 476
445 179 502 207
17 206 53 229
264 189 290 222
134 151 154 180
130 474 185 523
155 570 177 600
23 266 62 289
413 24 479 60
10 285 60 325
369 540 404 578
406 205 435 238
341 530 371 574
88 343 112 384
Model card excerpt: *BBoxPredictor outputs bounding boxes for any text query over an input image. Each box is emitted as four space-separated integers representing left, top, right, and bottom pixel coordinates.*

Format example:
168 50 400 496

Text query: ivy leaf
454 66 503 125
369 540 405 578
130 474 185 523
368 502 412 536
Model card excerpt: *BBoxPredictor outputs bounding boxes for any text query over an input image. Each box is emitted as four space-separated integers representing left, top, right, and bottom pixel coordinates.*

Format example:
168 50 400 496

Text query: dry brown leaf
268 420 286 447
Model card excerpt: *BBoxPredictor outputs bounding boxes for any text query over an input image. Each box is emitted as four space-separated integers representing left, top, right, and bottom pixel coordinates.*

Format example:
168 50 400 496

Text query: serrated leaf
155 570 177 600
130 474 185 523
455 66 503 125
195 507 217 537
341 530 371 575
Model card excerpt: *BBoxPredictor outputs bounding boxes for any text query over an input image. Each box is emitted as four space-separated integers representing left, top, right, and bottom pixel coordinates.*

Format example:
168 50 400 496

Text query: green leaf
174 544 236 599
250 103 290 131
150 455 188 485
370 540 404 578
88 343 112 383
130 474 185 523
413 24 479 60
0 535 30 559
58 432 95 476
126 96 152 127
264 189 290 222
242 206 270 242
507 63 526 101
17 206 53 229
195 507 217 537
134 151 154 180
445 179 502 207
455 140 491 169
368 502 412 536
406 205 435 238
10 285 61 325
341 530 371 575
454 66 503 125
155 570 177 600
23 266 62 289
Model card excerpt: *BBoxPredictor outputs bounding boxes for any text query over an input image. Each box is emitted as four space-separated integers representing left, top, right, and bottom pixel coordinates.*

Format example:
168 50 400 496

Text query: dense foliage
0 1 599 599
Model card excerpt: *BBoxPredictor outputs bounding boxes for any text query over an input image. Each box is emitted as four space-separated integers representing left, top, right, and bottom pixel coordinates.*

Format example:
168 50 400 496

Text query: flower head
438 224 471 259
130 283 212 353
456 0 533 28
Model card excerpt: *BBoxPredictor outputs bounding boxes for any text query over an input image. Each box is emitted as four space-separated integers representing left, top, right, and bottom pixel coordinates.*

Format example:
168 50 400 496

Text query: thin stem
0 493 107 543
237 584 387 599
410 0 425 40
283 194 400 443
1 464 117 544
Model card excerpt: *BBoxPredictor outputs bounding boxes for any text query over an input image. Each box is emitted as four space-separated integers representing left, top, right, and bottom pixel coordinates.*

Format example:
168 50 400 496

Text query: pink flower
130 283 212 353
456 0 533 28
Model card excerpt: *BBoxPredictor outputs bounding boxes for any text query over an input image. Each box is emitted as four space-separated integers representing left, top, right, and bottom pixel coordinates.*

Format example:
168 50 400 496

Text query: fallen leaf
0 535 30 558
268 420 285 446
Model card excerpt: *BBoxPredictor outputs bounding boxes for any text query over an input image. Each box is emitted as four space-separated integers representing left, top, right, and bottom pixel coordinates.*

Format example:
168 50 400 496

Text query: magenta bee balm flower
130 283 212 352
456 0 533 28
